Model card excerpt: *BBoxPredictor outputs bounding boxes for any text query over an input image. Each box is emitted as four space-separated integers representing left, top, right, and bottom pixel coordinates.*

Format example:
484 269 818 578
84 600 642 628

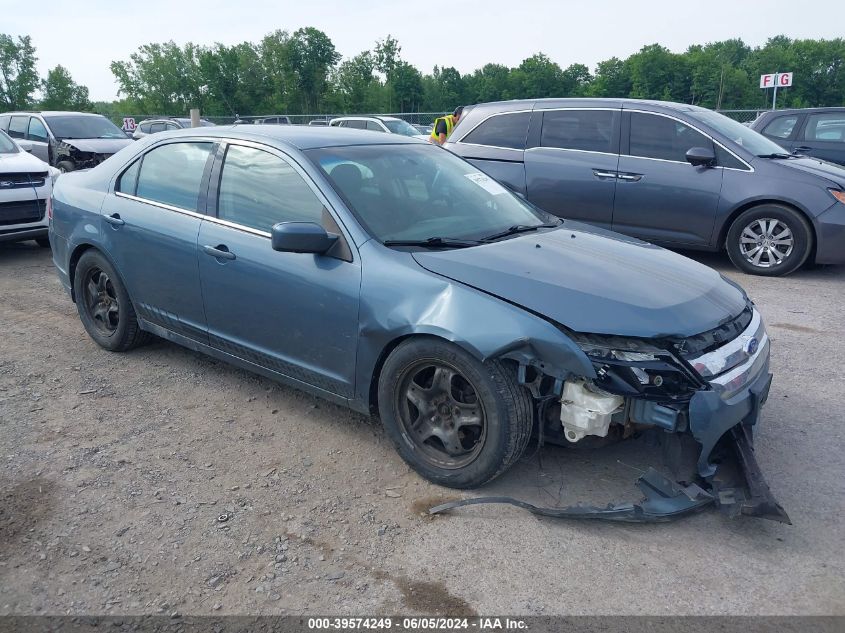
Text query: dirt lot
1 242 843 616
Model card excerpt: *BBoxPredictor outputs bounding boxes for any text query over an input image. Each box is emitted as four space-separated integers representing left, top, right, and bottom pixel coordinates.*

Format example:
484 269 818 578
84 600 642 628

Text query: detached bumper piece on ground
430 423 791 524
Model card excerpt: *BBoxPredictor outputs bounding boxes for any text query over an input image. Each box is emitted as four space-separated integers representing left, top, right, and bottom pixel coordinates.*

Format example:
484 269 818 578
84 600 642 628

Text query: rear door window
804 113 845 142
217 144 324 232
461 111 531 149
540 110 616 153
0 115 9 131
346 120 367 130
629 112 712 162
135 142 213 210
149 122 167 134
366 121 384 132
8 116 28 139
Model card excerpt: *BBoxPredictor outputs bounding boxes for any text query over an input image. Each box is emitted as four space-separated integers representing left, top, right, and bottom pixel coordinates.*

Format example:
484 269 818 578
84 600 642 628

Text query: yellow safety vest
430 115 457 142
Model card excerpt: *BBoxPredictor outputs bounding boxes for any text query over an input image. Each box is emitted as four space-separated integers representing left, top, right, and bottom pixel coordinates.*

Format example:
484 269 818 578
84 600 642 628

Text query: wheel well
68 243 96 302
718 199 817 253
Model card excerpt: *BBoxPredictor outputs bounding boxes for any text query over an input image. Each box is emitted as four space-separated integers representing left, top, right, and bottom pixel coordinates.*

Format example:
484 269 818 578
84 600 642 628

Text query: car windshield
384 119 421 137
0 130 18 154
43 115 127 139
306 144 554 245
687 110 787 156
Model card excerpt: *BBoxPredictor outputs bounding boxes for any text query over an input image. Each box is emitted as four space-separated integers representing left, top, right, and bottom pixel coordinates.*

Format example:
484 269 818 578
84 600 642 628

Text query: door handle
617 173 643 182
203 244 236 260
592 169 618 180
104 213 125 226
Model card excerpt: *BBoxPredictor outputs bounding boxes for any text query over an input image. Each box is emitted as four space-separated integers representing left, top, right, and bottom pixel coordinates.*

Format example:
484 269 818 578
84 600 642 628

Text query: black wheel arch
69 244 136 308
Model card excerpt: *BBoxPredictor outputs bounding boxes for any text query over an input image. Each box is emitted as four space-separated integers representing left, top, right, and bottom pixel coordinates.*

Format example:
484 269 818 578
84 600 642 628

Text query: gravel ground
0 241 843 616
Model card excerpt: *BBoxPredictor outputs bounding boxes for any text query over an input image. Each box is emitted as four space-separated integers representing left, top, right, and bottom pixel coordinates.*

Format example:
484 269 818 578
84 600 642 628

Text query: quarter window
461 112 531 149
804 113 845 142
8 116 28 139
135 142 213 210
629 112 712 162
116 158 142 194
540 110 616 153
217 145 323 232
762 115 798 139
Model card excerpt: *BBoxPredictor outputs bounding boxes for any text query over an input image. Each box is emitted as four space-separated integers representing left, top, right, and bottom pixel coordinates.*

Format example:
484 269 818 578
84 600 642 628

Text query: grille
0 171 48 189
0 199 46 226
678 306 753 358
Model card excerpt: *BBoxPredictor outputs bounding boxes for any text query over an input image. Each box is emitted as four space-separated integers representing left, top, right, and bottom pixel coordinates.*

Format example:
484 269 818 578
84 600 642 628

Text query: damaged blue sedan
49 126 789 523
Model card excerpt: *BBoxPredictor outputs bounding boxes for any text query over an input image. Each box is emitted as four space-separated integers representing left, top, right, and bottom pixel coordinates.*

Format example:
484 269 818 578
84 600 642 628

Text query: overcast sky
2 0 841 101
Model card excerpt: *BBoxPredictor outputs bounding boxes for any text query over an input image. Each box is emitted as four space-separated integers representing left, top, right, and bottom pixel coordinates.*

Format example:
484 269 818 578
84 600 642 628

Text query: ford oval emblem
743 337 759 356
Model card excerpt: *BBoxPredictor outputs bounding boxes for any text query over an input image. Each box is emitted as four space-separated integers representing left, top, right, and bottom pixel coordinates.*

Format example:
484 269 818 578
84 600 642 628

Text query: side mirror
18 140 33 153
686 146 716 167
271 222 338 254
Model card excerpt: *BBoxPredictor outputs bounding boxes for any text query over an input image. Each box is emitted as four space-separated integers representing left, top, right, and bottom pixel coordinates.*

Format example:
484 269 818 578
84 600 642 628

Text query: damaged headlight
579 344 703 401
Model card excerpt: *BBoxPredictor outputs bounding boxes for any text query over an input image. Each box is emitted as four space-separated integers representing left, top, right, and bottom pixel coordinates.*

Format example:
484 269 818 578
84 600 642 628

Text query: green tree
0 34 39 110
40 65 92 111
333 51 378 113
512 54 563 98
589 57 631 97
287 27 340 112
392 62 423 112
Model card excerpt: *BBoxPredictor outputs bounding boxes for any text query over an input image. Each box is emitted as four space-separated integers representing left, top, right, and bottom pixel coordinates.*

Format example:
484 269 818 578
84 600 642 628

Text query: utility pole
772 70 778 110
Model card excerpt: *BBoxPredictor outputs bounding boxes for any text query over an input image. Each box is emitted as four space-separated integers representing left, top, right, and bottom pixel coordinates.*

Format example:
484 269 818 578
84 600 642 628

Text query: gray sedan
49 126 787 522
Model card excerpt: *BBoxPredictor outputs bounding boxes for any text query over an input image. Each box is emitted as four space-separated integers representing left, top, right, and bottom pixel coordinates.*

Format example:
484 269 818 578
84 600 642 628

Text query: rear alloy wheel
726 205 812 276
73 250 149 351
378 337 532 488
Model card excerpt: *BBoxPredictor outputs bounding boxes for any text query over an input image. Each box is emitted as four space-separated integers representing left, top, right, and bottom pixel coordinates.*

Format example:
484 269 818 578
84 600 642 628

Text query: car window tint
218 145 323 232
116 158 142 195
136 142 212 210
366 121 383 132
461 112 531 149
630 112 712 162
150 122 166 133
8 116 28 139
347 120 366 130
762 115 798 139
27 117 49 142
541 110 614 153
140 122 151 133
804 113 845 142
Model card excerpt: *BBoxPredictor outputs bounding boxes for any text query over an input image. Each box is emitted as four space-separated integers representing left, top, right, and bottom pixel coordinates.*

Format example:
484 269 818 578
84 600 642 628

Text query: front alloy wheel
726 204 812 276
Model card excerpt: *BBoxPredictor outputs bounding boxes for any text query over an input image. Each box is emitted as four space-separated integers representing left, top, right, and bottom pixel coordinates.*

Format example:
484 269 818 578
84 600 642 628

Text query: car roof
758 107 845 116
2 110 106 117
156 124 423 150
466 97 712 113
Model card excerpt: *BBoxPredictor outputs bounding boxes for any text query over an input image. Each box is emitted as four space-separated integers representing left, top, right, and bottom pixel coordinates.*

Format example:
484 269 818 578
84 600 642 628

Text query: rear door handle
203 244 236 260
617 173 643 182
592 169 618 180
104 213 125 226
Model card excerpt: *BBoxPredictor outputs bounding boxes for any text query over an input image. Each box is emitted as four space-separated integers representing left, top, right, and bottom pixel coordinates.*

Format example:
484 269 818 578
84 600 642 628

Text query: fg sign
760 72 793 88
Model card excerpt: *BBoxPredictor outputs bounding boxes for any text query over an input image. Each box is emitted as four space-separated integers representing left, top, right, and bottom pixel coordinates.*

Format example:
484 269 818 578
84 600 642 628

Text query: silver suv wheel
739 218 794 268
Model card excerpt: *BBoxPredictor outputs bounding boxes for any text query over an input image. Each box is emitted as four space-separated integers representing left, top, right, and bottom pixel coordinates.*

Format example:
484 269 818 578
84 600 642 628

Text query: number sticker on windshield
465 172 507 195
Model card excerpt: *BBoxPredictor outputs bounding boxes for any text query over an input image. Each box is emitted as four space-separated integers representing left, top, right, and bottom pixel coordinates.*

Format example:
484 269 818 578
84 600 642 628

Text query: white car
329 115 429 140
0 130 59 247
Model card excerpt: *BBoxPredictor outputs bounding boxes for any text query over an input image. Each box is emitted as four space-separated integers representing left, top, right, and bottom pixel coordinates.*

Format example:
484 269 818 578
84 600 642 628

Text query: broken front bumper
432 309 791 524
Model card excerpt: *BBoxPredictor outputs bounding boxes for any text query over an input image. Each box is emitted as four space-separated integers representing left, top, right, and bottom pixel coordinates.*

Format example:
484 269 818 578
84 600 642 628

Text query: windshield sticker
465 172 508 195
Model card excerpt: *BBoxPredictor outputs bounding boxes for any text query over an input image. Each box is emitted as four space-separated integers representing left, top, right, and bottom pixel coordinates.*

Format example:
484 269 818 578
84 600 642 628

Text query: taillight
829 189 845 205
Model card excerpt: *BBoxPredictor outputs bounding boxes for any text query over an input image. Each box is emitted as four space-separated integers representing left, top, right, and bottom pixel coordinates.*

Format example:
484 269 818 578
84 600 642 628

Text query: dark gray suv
445 99 845 276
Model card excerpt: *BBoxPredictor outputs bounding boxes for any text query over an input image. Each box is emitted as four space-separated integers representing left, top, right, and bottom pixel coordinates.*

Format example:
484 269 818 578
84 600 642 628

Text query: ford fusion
50 126 788 523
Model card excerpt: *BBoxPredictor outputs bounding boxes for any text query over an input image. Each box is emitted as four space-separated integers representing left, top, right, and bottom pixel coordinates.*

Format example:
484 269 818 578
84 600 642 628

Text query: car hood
411 224 748 338
0 150 49 172
60 138 133 154
764 155 845 186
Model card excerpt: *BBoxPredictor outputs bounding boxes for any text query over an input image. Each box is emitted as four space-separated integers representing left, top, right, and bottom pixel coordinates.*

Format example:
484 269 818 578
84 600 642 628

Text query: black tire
56 160 75 173
35 236 51 248
726 204 813 276
378 337 533 489
73 250 149 352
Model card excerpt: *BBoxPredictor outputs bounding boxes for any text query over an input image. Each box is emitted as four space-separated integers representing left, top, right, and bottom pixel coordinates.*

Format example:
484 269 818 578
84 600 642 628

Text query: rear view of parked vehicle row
51 125 788 522
0 111 132 172
446 99 845 276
